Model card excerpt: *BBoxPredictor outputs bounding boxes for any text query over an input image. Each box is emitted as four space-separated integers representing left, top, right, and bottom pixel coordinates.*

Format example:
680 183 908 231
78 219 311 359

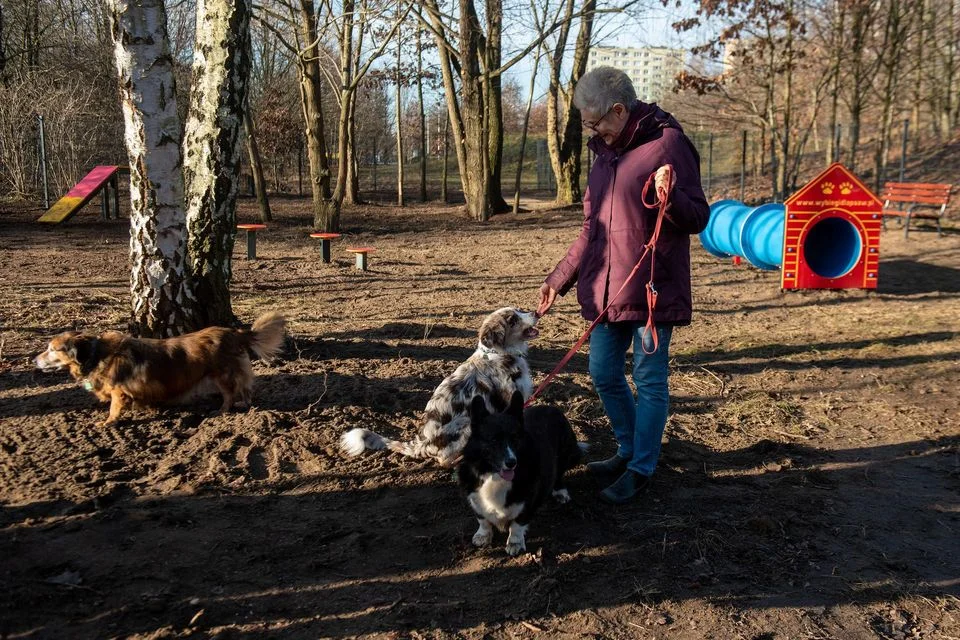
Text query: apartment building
586 46 686 103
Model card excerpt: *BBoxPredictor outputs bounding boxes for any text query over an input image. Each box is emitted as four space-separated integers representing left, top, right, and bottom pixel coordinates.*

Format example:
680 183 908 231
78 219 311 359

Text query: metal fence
687 120 921 205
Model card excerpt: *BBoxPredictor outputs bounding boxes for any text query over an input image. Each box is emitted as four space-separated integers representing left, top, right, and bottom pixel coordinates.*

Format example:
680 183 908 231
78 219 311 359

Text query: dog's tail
248 312 286 360
339 428 433 460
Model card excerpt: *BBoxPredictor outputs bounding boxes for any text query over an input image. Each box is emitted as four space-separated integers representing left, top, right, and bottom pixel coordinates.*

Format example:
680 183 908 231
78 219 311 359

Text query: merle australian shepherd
340 307 539 467
458 391 584 556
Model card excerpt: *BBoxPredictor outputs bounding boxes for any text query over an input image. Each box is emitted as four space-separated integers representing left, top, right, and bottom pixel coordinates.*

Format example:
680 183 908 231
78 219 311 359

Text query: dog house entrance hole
803 215 863 279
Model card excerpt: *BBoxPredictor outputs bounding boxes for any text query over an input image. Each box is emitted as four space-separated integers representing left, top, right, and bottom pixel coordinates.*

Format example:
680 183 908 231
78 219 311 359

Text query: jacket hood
588 102 698 163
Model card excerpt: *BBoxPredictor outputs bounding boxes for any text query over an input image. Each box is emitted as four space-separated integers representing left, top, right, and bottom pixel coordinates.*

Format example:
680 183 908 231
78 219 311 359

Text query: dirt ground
1 192 958 640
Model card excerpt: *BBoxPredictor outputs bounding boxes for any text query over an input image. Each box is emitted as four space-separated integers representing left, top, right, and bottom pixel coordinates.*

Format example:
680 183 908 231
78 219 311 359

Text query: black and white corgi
457 391 584 556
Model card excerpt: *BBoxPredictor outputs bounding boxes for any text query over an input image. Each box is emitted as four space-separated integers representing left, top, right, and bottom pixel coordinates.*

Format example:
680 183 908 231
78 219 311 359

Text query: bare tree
395 2 405 206
0 2 7 85
416 23 427 201
541 0 595 205
871 0 916 190
417 0 571 220
245 106 273 221
312 0 408 217
109 0 197 336
930 0 958 133
254 0 335 227
820 0 845 165
513 49 540 213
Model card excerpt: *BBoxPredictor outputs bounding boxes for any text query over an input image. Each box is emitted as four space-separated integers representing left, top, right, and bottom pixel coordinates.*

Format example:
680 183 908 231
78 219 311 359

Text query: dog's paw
472 529 493 547
504 540 526 556
552 488 571 504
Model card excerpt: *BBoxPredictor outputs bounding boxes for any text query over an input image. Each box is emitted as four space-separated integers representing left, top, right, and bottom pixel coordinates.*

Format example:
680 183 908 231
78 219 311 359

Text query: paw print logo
821 181 835 195
839 181 853 195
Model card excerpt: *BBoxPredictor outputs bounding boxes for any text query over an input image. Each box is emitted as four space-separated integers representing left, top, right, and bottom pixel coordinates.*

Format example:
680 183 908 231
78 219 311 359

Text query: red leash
525 165 675 408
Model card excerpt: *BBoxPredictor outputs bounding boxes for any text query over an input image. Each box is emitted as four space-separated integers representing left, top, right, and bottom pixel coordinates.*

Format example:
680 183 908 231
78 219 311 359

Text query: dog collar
81 379 94 391
477 343 497 359
476 343 526 360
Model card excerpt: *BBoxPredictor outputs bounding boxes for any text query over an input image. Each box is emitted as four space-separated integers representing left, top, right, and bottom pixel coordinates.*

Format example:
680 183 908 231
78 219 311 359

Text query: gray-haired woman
536 66 710 504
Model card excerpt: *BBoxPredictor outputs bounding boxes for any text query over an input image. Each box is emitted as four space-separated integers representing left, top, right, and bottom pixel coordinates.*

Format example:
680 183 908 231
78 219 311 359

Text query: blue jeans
588 322 673 477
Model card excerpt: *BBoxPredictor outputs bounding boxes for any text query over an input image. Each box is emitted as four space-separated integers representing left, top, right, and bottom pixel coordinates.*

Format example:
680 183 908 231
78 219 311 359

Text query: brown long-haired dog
35 312 286 426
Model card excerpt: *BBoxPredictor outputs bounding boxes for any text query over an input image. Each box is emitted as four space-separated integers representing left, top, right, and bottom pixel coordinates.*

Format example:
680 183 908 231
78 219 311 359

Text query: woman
536 66 710 504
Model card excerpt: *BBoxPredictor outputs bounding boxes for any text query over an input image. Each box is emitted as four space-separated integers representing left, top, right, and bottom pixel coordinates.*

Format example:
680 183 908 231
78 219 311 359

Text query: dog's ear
507 390 524 421
469 395 489 423
478 314 506 349
73 336 101 374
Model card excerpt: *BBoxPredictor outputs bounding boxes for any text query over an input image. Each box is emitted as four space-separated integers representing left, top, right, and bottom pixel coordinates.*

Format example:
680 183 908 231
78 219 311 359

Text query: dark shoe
600 470 650 504
586 454 629 476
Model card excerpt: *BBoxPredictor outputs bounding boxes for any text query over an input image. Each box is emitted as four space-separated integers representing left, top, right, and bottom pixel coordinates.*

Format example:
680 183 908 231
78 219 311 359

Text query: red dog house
781 163 883 290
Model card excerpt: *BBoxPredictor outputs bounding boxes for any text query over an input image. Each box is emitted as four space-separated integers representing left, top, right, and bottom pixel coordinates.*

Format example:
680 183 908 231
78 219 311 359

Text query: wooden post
740 130 747 202
101 184 109 220
112 173 121 218
833 124 842 163
707 133 714 199
898 119 909 182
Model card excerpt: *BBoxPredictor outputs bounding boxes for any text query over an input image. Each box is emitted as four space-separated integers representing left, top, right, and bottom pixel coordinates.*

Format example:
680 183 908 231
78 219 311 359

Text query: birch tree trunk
182 0 252 328
110 0 197 337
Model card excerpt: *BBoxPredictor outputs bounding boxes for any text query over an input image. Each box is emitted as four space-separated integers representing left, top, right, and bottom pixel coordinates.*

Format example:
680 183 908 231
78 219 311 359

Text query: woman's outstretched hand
537 283 558 317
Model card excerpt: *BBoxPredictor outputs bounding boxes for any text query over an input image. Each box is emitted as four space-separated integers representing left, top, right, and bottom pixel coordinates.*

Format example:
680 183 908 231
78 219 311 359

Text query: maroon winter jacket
545 102 710 325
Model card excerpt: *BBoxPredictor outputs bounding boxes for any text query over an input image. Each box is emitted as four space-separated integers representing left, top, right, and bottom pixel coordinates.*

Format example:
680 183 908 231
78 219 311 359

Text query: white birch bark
182 0 252 327
110 0 197 337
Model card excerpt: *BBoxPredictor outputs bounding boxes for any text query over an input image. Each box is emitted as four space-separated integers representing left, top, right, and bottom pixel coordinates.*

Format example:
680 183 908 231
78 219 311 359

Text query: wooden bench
237 223 267 259
346 247 375 271
881 182 952 238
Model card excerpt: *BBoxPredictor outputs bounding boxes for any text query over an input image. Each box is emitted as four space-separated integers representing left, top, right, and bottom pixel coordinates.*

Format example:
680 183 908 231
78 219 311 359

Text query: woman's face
582 103 629 146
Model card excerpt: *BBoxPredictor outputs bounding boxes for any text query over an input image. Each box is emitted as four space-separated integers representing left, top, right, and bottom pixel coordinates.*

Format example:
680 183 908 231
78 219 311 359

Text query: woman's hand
654 164 675 197
537 283 558 317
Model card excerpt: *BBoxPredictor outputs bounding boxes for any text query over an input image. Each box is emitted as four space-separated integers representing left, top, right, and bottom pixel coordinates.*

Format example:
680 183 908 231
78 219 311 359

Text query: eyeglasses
582 105 616 131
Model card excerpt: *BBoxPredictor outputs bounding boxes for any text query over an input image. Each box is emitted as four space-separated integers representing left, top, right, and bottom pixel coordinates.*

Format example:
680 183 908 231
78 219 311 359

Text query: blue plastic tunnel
700 200 785 271
700 200 865 278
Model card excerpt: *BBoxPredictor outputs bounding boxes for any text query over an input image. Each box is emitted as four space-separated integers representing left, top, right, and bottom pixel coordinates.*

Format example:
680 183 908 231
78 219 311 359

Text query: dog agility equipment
700 163 883 290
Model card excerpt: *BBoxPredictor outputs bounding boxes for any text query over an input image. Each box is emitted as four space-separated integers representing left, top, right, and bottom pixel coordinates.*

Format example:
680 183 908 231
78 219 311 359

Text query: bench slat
882 210 941 219
883 195 951 205
882 189 951 198
882 181 952 189
882 186 950 193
